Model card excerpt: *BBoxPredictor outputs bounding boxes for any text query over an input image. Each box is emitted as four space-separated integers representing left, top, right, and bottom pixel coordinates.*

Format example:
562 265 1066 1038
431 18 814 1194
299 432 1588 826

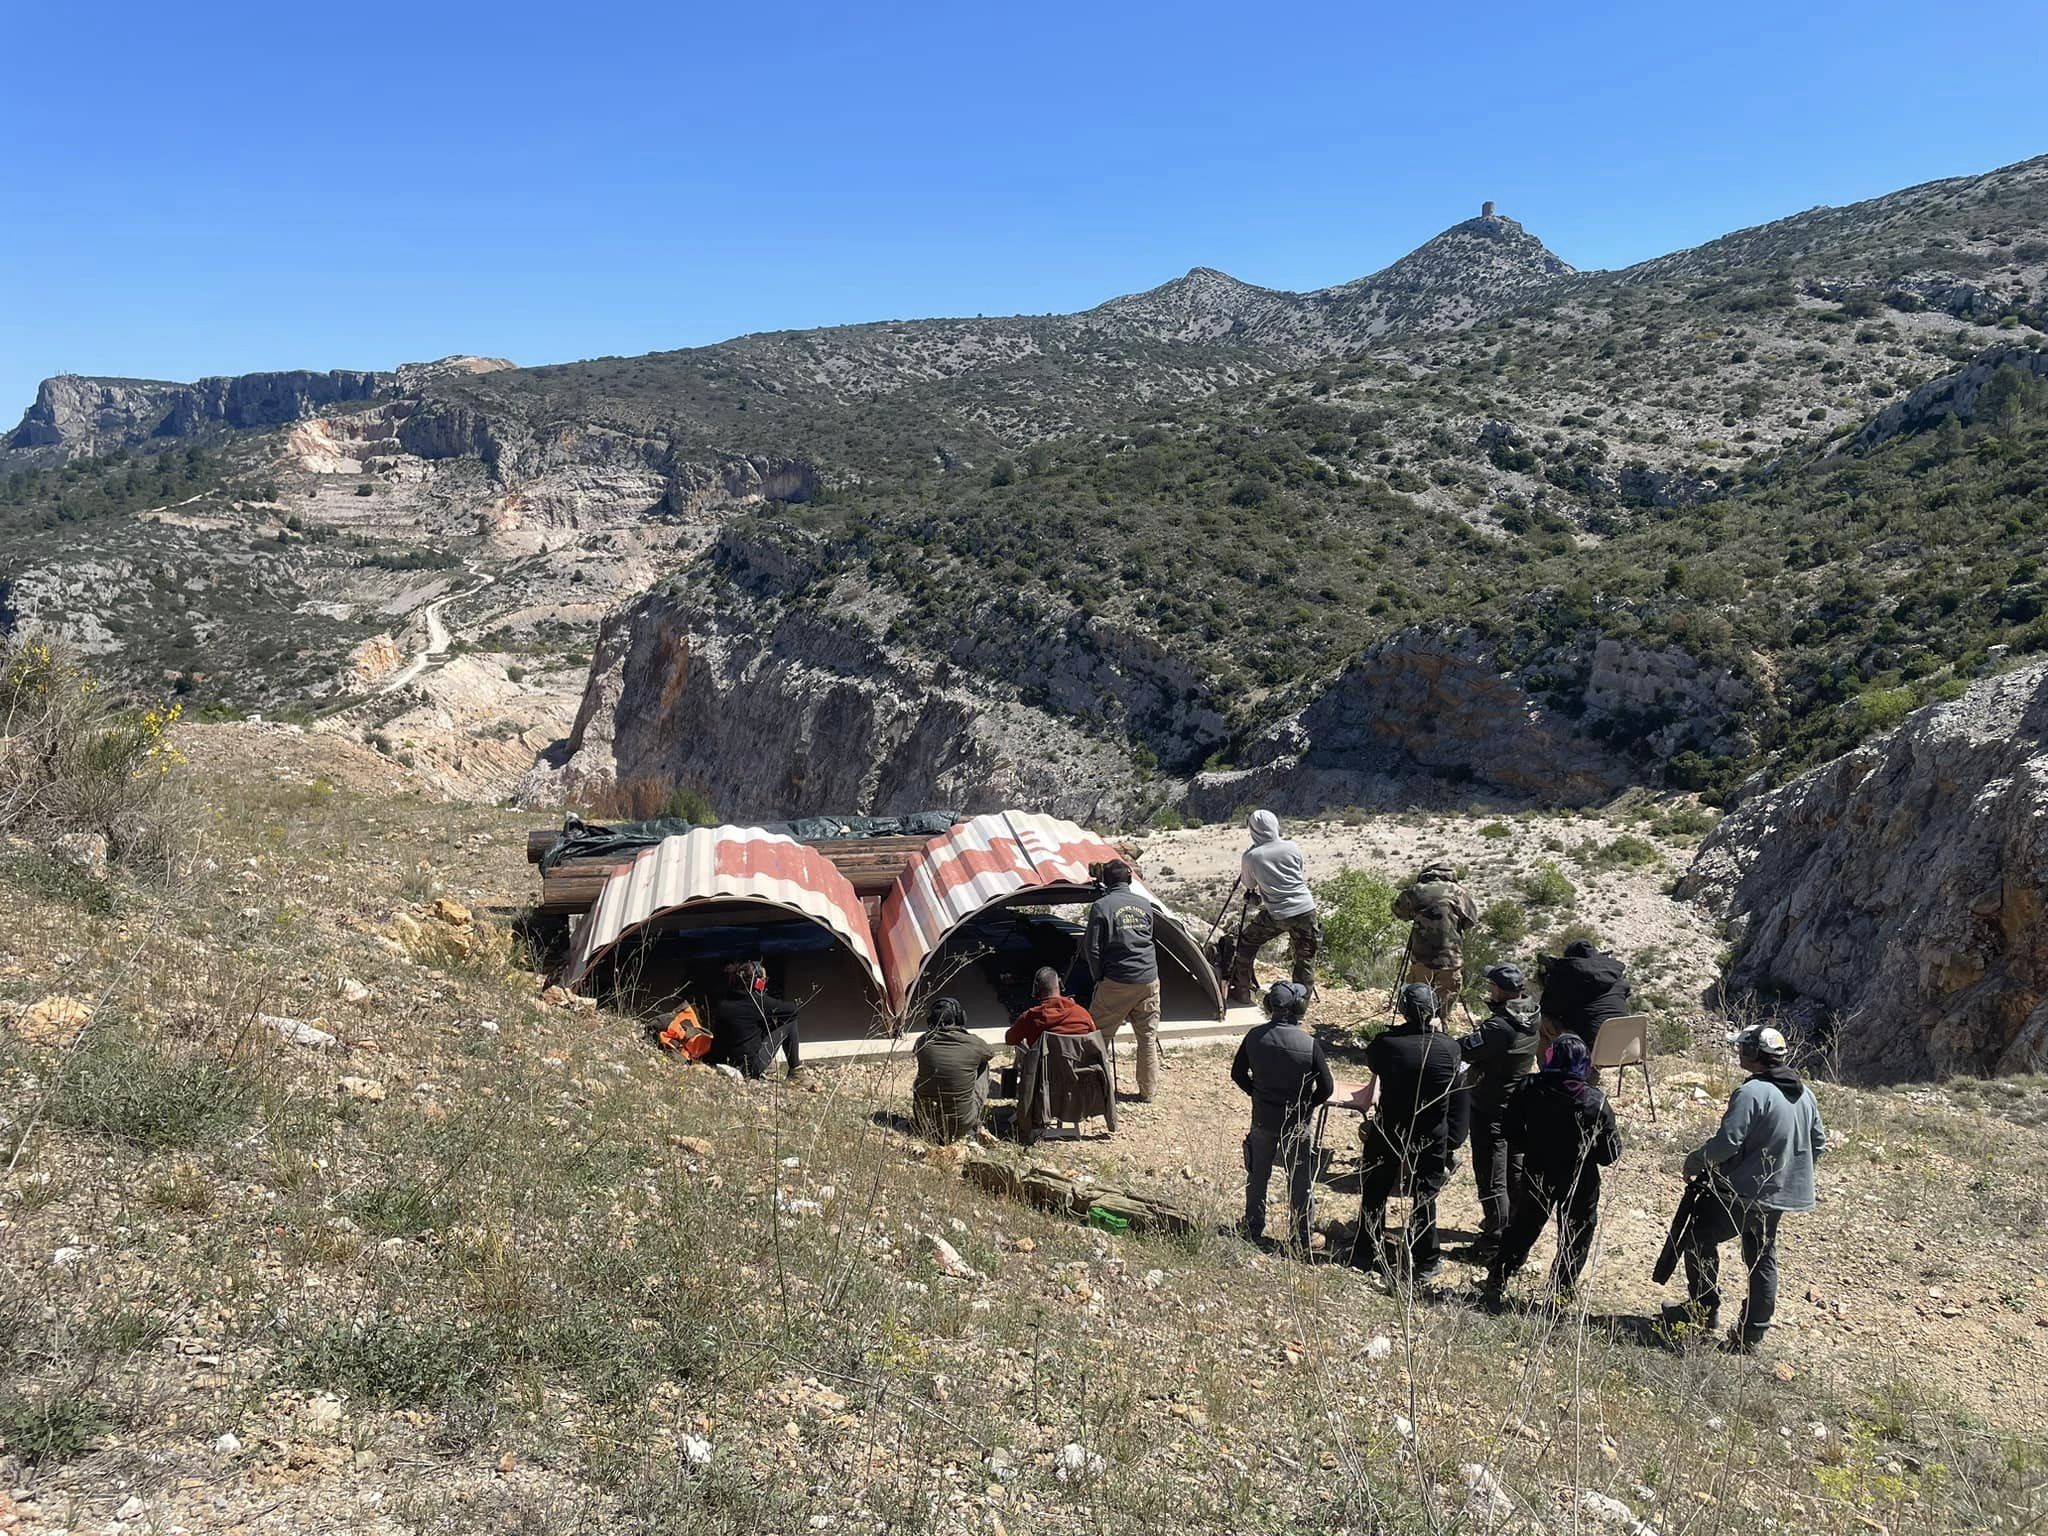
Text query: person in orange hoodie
1004 967 1105 1144
1005 967 1098 1049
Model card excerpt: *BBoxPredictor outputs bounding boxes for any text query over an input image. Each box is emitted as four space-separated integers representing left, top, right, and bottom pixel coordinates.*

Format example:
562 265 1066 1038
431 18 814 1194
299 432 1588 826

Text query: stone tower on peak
1482 200 1496 219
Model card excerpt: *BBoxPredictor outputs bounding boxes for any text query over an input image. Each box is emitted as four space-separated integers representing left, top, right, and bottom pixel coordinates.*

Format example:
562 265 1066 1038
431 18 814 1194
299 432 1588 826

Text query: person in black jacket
1231 980 1335 1251
1482 1032 1621 1306
709 959 803 1080
1458 963 1541 1259
1352 983 1462 1285
1537 941 1630 1048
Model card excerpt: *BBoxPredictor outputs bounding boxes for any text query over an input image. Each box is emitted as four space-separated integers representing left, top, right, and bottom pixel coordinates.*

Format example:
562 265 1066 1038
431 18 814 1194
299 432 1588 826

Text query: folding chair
1592 1014 1656 1120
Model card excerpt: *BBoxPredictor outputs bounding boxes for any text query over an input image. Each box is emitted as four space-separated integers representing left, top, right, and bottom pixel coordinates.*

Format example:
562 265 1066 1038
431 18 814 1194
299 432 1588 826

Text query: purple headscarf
1541 1033 1595 1099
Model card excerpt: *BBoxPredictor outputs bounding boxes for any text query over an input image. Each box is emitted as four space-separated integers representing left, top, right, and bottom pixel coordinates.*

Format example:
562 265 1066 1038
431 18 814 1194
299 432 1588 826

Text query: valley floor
1 727 2043 1534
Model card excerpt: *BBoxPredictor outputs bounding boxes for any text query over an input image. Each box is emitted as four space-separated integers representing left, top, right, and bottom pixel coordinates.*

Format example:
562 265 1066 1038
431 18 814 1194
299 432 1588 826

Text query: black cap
1485 963 1525 994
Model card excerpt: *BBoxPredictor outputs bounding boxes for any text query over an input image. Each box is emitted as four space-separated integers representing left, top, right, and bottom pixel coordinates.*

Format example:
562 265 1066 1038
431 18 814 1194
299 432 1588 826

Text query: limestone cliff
521 584 1146 822
1679 660 2048 1080
7 370 389 461
1185 628 1753 816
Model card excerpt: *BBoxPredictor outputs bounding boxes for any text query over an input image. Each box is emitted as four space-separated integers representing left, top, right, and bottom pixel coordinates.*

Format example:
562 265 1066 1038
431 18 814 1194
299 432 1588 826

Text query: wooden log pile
527 827 932 915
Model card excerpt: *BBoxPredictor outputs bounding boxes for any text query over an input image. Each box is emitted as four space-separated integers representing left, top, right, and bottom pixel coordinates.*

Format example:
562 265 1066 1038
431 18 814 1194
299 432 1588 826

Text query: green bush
0 1390 111 1466
1588 833 1662 869
1854 685 1916 732
1146 804 1184 831
280 1315 506 1407
1481 899 1529 944
340 1177 462 1238
1478 821 1510 838
51 1025 258 1151
0 638 190 869
1315 867 1400 987
1518 860 1576 909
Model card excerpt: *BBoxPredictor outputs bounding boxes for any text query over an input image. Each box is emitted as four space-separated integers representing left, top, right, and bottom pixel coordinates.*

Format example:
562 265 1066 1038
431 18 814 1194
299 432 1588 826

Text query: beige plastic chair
1592 1014 1657 1120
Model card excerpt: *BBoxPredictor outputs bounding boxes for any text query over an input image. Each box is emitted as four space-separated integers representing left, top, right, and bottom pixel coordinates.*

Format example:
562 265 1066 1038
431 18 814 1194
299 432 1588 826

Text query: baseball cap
1485 963 1525 994
1727 1024 1789 1063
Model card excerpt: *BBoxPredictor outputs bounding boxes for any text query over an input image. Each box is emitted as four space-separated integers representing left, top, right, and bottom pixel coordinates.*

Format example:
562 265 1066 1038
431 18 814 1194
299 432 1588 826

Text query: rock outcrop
1581 638 1757 761
1187 630 1638 816
522 585 1145 821
7 370 389 460
1679 661 2048 1080
1852 342 2048 452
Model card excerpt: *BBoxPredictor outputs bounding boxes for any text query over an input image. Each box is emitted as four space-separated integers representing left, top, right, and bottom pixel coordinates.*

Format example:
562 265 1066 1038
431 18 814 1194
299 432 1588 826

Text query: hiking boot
1227 984 1258 1007
1722 1326 1769 1356
1474 1276 1509 1314
1659 1300 1718 1339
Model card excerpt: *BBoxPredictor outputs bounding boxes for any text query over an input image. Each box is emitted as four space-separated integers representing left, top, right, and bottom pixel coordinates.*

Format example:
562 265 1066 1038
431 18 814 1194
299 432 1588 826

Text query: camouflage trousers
1229 907 1322 990
1404 959 1465 1022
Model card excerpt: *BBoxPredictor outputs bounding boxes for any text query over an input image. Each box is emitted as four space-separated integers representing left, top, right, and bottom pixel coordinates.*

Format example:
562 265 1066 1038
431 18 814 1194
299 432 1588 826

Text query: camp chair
1014 1034 1119 1141
1591 1014 1657 1120
1305 1078 1375 1230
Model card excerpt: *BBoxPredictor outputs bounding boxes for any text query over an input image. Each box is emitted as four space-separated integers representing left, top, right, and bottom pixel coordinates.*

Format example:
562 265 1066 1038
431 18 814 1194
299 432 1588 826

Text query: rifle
1653 1177 1706 1286
1386 928 1415 1015
1207 879 1247 981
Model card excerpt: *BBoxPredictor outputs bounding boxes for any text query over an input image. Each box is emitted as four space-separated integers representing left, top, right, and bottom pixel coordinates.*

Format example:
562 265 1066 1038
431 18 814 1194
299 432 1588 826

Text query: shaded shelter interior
905 885 1221 1034
583 898 888 1042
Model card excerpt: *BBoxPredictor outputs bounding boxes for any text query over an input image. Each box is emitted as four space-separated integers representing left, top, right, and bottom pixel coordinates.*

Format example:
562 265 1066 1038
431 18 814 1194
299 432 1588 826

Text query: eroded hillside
2 155 2045 812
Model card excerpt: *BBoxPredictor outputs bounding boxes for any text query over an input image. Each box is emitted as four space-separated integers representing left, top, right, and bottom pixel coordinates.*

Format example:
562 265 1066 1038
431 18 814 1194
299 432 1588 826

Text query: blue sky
3 0 2042 417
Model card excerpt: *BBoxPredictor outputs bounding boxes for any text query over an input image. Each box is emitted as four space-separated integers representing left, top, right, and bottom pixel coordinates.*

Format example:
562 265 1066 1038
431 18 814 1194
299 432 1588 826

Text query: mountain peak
1340 209 1575 295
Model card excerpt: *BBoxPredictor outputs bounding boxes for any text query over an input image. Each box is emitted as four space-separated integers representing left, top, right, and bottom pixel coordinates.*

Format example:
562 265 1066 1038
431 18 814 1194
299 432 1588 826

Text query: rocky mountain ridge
3 152 2046 824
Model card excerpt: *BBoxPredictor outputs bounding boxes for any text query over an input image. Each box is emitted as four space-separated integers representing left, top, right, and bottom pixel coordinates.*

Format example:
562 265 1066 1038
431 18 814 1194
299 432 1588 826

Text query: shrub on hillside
1517 860 1576 909
0 637 189 869
50 1023 258 1151
1315 867 1400 987
581 776 719 825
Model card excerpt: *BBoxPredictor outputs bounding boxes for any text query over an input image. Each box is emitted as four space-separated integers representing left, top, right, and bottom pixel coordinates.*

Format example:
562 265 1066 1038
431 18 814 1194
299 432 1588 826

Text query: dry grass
0 729 2043 1532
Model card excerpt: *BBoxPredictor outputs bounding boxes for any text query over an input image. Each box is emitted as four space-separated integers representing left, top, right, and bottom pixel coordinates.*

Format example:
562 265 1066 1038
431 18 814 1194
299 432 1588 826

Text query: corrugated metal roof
878 811 1217 1015
564 826 884 992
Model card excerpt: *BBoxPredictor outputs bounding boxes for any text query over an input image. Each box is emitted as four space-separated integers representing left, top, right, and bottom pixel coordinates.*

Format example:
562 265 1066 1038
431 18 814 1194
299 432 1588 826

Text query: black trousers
1684 1194 1782 1337
1243 1124 1315 1248
1493 1166 1601 1290
746 1017 801 1077
1355 1121 1449 1273
1469 1109 1523 1239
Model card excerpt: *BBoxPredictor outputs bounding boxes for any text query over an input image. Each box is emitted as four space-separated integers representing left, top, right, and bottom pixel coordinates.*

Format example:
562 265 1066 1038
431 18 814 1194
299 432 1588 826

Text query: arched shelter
564 825 888 1040
879 812 1224 1034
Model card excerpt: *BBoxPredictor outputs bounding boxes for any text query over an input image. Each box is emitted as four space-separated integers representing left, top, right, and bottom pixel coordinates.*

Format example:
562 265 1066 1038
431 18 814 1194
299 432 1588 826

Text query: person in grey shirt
1227 810 1322 1003
1231 980 1333 1250
1084 860 1164 1101
1662 1023 1828 1353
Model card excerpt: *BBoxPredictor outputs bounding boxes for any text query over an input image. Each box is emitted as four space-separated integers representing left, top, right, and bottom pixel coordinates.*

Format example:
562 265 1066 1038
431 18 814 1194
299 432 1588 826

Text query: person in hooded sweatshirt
1228 810 1321 1004
1393 860 1478 1022
1482 1032 1621 1306
1662 1024 1827 1353
1537 940 1631 1048
1231 980 1334 1251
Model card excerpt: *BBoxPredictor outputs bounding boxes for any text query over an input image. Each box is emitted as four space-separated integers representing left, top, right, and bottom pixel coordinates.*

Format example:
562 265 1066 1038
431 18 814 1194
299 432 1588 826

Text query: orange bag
658 1003 714 1060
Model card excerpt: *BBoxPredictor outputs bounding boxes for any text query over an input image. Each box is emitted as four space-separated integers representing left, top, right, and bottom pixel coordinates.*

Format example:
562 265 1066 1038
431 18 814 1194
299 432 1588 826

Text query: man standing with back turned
1353 983 1462 1286
1085 859 1164 1103
1662 1024 1827 1354
1393 861 1477 1022
1228 810 1321 1005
